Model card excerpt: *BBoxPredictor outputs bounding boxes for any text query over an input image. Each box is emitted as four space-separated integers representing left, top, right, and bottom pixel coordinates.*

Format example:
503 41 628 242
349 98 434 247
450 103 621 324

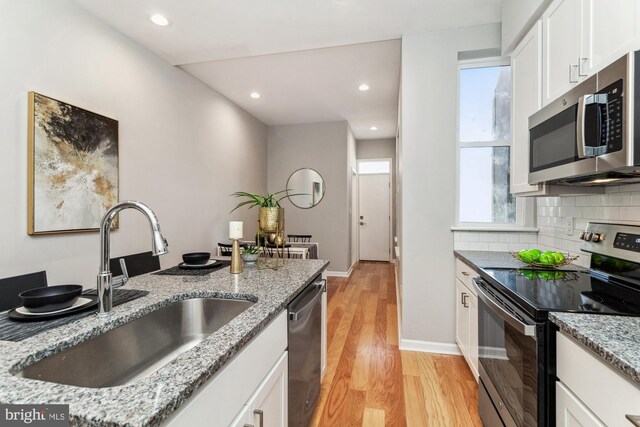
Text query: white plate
16 297 94 316
178 259 217 269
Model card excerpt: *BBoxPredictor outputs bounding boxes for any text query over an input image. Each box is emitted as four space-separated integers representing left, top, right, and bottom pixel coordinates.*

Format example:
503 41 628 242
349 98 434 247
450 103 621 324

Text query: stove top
479 267 640 320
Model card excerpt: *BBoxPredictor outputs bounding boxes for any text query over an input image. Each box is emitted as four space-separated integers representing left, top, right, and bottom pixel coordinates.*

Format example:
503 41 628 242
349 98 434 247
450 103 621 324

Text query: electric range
474 222 640 427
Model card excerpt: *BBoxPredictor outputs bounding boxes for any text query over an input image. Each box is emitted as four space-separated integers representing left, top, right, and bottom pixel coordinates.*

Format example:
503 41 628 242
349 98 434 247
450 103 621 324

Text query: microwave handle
576 94 609 159
576 94 588 158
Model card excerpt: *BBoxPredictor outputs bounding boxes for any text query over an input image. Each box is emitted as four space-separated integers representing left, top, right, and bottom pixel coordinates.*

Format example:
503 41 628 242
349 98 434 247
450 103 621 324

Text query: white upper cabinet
542 0 584 105
581 0 640 76
543 0 640 106
511 21 545 195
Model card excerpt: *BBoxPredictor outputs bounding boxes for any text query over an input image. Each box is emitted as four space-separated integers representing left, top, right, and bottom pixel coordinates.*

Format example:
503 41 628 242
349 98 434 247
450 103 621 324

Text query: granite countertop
454 250 585 271
549 312 640 388
0 258 329 426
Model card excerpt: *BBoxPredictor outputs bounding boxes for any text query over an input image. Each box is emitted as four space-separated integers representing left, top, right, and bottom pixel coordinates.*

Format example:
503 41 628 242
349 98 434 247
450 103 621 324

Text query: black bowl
19 284 83 313
182 252 211 265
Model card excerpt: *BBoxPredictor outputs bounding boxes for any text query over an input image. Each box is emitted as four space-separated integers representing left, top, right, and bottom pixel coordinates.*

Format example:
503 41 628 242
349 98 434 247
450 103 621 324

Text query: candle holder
230 238 242 274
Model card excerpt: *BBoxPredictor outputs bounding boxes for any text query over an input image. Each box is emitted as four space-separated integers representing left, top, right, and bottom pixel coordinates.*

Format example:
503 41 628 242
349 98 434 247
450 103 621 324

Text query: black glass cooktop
479 268 640 320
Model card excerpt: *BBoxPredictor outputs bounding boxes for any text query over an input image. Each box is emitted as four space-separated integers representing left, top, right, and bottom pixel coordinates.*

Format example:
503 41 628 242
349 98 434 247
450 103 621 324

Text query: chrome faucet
97 201 168 317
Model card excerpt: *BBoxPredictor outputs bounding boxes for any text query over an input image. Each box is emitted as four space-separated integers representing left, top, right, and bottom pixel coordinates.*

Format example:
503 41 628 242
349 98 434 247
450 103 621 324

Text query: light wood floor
309 262 482 427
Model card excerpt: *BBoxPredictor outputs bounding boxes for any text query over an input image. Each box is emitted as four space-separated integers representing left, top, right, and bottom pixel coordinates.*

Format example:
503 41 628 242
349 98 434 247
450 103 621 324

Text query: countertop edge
549 313 640 388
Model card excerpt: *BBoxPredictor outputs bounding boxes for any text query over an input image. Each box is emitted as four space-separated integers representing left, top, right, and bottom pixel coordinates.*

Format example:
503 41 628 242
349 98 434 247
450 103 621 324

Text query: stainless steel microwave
528 51 639 186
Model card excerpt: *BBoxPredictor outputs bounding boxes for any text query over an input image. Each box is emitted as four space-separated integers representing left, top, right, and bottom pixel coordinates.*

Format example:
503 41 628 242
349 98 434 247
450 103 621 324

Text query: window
358 160 390 175
457 60 519 226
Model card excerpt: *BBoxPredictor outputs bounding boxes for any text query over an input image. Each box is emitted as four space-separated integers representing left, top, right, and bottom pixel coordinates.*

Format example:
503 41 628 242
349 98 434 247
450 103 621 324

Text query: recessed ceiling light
370 126 378 131
358 84 370 91
150 14 170 26
250 92 261 99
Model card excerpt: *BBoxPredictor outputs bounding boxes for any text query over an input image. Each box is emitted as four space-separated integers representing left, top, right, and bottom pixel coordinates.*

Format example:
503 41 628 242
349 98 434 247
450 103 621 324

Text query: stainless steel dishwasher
288 276 325 427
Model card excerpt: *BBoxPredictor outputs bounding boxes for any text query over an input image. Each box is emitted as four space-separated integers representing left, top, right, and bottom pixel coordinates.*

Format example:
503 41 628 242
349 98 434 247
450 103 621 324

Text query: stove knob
592 233 600 242
584 232 593 241
579 232 586 240
599 233 606 241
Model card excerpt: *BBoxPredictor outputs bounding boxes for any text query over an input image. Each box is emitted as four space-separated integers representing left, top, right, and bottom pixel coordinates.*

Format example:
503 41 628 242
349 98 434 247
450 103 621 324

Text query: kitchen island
0 258 328 426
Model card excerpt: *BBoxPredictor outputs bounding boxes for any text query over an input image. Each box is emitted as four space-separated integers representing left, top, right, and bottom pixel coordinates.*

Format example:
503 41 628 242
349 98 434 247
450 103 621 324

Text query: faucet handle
112 259 129 288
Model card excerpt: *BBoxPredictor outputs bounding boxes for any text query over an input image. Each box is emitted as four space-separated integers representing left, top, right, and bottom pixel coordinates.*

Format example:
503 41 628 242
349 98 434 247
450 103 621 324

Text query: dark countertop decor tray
0 288 148 342
153 260 230 276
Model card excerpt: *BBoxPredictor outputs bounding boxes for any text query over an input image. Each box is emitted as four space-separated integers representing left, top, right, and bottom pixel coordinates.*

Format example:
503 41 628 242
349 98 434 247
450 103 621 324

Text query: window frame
454 57 533 230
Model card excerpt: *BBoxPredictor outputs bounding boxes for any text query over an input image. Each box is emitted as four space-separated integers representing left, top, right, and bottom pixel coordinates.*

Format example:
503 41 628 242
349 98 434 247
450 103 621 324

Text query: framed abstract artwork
27 92 119 234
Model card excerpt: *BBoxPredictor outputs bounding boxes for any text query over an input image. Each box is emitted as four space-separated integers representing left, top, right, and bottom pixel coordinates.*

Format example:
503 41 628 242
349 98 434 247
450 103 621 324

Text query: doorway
357 159 391 261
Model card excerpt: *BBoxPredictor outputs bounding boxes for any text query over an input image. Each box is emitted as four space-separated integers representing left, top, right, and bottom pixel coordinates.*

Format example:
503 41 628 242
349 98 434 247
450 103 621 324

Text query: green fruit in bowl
552 252 565 265
529 249 542 261
538 253 554 265
518 249 534 263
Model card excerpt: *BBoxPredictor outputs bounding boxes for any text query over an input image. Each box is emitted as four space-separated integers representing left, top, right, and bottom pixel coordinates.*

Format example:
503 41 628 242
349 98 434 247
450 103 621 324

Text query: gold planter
259 207 284 233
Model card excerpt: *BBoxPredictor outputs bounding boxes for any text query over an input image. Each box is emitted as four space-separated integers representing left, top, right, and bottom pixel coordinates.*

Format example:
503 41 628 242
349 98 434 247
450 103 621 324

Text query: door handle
254 409 264 427
578 57 588 77
569 64 579 83
474 279 536 336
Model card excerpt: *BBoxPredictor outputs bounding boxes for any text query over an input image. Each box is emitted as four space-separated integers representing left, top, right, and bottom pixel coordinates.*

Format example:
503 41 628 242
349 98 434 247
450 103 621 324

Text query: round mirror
286 168 326 209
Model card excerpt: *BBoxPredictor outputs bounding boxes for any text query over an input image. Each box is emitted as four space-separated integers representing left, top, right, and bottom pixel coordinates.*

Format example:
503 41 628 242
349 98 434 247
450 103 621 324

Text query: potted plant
241 245 259 264
230 190 291 233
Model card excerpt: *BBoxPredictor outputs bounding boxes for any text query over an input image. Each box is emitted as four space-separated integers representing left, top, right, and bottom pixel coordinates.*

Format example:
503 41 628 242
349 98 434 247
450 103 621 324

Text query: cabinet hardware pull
626 414 640 426
254 409 264 427
578 57 588 77
569 64 579 83
461 292 466 305
243 424 254 427
461 271 470 276
463 294 469 308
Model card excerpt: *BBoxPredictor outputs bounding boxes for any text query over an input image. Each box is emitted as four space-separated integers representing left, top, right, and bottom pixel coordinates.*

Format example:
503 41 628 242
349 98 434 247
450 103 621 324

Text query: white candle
229 221 243 239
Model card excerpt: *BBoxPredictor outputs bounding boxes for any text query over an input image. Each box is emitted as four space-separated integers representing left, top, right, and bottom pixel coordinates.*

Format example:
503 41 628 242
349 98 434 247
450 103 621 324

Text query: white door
358 173 390 261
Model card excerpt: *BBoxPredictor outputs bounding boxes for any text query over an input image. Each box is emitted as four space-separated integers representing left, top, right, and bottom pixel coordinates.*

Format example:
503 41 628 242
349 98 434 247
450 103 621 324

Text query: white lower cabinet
163 311 288 427
556 331 640 426
231 352 288 427
556 381 604 427
454 263 478 379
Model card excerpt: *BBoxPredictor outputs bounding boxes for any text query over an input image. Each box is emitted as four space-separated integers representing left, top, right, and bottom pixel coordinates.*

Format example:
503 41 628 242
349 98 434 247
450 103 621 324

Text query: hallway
310 262 482 426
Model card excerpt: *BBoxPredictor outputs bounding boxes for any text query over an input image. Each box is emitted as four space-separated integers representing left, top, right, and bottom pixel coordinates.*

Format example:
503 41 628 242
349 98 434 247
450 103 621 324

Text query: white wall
0 0 267 287
267 121 351 272
400 24 501 350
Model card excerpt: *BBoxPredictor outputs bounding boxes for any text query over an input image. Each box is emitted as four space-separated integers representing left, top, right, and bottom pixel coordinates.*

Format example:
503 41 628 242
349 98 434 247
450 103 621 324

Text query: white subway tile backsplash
602 206 620 220
576 196 591 206
488 242 510 251
454 241 470 251
469 242 489 251
561 197 576 207
582 206 604 219
590 195 603 206
620 206 640 221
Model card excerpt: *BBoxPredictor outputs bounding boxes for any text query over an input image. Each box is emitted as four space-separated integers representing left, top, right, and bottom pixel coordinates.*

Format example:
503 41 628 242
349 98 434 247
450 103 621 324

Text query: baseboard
399 338 462 355
325 264 354 278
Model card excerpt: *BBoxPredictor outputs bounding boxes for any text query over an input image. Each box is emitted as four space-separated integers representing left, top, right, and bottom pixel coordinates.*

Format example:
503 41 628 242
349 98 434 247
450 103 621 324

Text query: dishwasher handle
289 282 324 322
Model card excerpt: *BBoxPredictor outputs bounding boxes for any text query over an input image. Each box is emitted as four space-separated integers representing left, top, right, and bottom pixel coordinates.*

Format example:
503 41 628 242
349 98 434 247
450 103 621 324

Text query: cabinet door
244 352 288 427
556 382 605 427
467 292 479 380
543 0 583 105
581 0 640 76
511 21 545 195
455 279 469 357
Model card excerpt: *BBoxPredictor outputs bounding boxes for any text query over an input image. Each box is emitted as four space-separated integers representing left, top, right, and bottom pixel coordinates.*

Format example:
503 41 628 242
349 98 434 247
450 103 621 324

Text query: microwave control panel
598 79 624 151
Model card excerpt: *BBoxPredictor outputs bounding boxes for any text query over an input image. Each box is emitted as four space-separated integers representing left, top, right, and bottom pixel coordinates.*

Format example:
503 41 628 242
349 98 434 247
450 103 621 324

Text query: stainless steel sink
18 297 254 388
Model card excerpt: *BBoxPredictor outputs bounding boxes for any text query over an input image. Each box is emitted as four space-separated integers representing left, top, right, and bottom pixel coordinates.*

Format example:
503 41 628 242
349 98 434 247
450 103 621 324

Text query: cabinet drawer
164 311 287 426
556 331 640 426
556 381 605 426
455 258 477 294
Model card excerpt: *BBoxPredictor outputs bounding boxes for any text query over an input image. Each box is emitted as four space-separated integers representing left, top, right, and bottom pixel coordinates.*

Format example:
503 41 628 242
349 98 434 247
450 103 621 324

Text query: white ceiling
73 0 502 139
182 40 401 139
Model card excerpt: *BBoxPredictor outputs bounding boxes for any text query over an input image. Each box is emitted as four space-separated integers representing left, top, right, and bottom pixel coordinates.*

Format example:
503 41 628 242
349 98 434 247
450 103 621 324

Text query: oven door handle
473 279 537 337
